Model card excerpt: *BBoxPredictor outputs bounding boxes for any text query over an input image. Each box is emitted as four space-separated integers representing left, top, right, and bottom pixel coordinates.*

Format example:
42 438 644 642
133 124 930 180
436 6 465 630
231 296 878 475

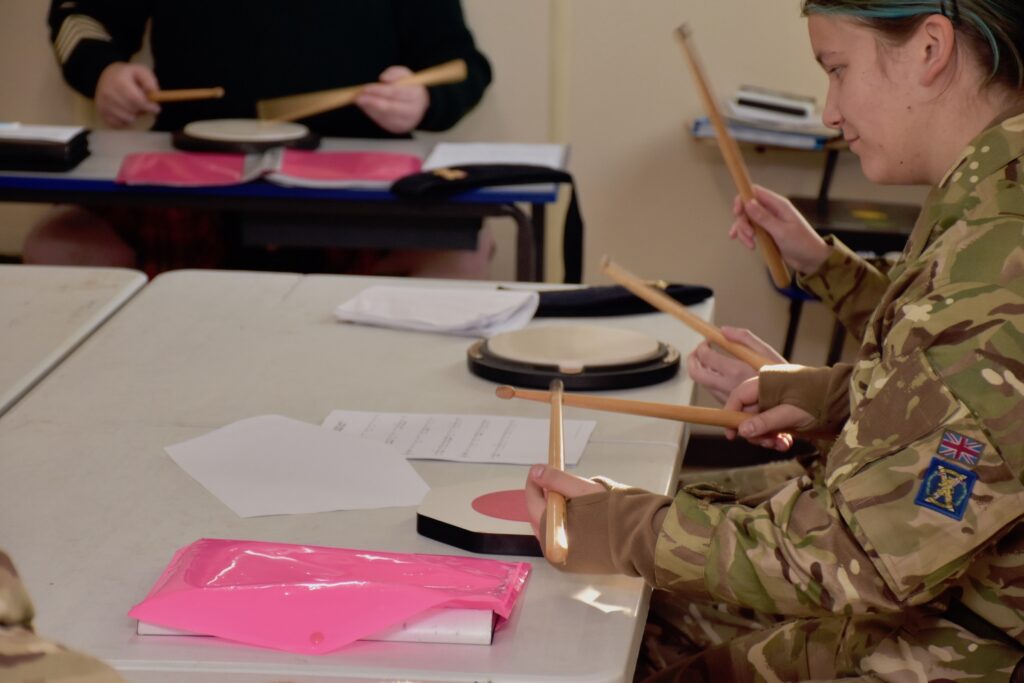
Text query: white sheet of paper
321 410 595 466
165 415 429 517
334 285 538 337
423 142 566 170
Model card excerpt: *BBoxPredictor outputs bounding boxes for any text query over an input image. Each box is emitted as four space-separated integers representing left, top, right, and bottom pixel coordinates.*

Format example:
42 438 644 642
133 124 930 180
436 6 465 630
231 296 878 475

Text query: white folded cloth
334 285 539 337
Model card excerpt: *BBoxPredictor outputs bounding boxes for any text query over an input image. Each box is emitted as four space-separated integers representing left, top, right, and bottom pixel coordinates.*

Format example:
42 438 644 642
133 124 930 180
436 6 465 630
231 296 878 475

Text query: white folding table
0 270 713 682
0 264 146 416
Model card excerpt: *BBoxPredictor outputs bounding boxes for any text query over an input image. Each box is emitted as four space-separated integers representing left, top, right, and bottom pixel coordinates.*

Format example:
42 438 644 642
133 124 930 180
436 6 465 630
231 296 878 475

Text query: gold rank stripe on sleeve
54 14 112 65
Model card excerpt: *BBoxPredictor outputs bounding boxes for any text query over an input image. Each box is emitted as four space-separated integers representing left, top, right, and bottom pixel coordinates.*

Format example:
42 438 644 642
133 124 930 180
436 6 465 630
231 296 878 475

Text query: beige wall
0 1 927 366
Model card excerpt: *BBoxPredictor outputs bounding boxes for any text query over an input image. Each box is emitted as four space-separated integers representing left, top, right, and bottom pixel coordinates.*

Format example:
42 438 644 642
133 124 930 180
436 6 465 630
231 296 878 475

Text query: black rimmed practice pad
467 324 679 391
171 119 320 153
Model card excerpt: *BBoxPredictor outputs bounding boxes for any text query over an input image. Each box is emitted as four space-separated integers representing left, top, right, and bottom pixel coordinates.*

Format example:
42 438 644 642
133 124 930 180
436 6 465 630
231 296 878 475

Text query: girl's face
809 14 930 184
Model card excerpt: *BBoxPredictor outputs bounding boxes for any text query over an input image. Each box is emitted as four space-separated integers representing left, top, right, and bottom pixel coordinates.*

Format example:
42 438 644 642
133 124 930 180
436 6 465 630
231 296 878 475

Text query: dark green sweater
49 0 491 137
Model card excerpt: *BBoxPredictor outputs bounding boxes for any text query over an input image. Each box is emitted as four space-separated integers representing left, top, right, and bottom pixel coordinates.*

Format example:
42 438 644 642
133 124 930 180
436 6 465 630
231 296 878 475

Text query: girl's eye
828 66 844 77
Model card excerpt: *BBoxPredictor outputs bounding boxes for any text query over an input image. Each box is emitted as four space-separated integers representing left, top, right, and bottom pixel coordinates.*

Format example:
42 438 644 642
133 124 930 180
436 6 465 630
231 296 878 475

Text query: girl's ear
918 14 957 86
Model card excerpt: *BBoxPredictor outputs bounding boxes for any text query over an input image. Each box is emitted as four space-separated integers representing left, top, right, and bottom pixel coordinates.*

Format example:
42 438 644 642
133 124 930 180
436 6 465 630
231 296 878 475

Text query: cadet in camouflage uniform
1 550 123 683
526 1 1024 680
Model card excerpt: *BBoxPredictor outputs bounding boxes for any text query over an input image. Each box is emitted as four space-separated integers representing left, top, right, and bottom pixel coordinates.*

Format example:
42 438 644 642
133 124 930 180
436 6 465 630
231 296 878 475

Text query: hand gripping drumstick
675 24 790 289
256 59 468 122
545 379 569 566
497 385 748 430
601 256 774 370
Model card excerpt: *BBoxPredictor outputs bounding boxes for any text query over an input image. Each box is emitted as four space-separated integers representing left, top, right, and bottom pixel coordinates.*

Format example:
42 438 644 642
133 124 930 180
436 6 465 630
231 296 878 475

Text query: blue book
691 116 838 151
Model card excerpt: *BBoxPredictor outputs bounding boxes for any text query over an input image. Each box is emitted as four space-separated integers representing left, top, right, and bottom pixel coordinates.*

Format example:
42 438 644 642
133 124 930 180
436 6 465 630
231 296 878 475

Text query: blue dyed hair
802 0 1024 88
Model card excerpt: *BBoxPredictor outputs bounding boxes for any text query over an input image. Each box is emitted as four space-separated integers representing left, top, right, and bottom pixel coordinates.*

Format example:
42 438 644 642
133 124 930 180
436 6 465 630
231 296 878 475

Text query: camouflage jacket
798 233 891 344
564 114 1024 639
1 550 124 681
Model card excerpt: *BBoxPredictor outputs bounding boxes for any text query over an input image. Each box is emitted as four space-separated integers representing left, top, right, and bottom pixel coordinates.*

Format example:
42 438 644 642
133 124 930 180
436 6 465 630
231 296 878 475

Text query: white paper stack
334 285 539 337
423 142 566 170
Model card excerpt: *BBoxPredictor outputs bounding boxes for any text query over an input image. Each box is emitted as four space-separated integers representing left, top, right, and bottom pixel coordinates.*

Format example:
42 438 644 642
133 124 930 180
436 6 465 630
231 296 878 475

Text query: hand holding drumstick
688 326 785 404
601 257 776 371
523 379 603 567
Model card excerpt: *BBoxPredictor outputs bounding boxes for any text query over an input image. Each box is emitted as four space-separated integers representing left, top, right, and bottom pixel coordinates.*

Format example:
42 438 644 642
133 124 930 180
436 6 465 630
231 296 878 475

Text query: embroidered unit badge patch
937 430 984 466
915 457 977 521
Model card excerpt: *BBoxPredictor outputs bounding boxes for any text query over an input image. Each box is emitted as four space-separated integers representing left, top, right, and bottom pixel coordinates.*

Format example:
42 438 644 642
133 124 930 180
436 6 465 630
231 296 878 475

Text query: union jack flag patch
937 431 984 466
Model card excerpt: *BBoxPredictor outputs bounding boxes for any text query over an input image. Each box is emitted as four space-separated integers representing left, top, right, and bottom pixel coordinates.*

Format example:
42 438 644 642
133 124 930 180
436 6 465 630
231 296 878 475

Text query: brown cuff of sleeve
796 236 859 302
798 234 842 278
558 481 672 584
759 363 853 434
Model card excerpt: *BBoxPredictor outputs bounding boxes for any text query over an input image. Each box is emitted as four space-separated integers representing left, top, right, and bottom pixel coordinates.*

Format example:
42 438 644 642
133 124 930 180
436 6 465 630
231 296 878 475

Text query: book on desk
138 607 498 646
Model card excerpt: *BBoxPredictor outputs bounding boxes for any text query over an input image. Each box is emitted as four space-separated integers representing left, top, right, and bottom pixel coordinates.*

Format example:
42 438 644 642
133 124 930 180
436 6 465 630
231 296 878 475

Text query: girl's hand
730 185 831 274
687 326 785 403
524 465 604 541
723 377 815 452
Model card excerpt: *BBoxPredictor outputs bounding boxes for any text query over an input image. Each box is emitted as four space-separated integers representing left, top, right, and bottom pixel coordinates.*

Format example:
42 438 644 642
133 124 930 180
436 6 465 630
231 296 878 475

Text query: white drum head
182 119 309 143
486 324 663 373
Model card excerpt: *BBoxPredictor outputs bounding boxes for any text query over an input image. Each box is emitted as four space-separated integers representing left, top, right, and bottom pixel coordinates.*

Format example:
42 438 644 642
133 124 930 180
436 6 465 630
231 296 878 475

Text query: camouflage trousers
637 600 1023 682
0 628 124 683
635 461 1024 682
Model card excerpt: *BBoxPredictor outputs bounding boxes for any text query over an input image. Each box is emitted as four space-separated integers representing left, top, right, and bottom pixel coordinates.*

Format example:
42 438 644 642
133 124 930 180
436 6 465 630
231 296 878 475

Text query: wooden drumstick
601 256 774 370
497 385 748 430
675 24 791 289
256 59 468 122
146 87 225 103
545 379 569 566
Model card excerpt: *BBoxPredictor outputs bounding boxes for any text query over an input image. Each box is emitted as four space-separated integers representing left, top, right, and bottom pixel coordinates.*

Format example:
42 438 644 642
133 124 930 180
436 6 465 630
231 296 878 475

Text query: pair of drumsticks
512 372 740 566
506 254 778 564
144 59 467 122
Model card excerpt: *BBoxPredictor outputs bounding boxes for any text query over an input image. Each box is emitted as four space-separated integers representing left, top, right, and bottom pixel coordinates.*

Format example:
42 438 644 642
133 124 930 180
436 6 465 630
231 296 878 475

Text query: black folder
0 127 90 172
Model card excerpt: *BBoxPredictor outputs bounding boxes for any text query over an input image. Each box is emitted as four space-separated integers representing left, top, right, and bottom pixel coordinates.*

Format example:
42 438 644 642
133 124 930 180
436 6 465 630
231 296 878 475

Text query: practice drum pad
172 119 320 153
467 324 679 391
417 477 542 556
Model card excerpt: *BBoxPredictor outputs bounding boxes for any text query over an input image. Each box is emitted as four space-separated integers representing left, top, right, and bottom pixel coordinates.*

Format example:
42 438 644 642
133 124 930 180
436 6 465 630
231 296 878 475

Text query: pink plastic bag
128 538 531 654
116 150 421 187
117 152 248 186
276 150 421 181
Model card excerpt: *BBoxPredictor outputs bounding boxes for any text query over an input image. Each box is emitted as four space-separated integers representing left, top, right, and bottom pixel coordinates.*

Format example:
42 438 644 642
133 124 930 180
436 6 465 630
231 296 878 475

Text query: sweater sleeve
394 0 492 131
48 0 152 97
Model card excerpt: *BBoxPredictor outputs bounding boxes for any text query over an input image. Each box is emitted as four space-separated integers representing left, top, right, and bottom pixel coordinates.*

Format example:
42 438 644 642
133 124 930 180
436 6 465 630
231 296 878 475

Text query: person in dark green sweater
29 0 494 277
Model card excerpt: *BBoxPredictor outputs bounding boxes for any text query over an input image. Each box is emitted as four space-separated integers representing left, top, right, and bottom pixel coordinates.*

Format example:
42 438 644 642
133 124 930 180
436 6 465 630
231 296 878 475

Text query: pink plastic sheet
128 538 531 654
117 152 247 186
276 150 422 182
116 150 422 187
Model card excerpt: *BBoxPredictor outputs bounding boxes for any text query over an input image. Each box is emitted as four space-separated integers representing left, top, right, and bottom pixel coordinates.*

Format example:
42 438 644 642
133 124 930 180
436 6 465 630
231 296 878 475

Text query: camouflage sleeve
0 551 34 629
797 236 890 343
655 275 1024 616
1 550 125 681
